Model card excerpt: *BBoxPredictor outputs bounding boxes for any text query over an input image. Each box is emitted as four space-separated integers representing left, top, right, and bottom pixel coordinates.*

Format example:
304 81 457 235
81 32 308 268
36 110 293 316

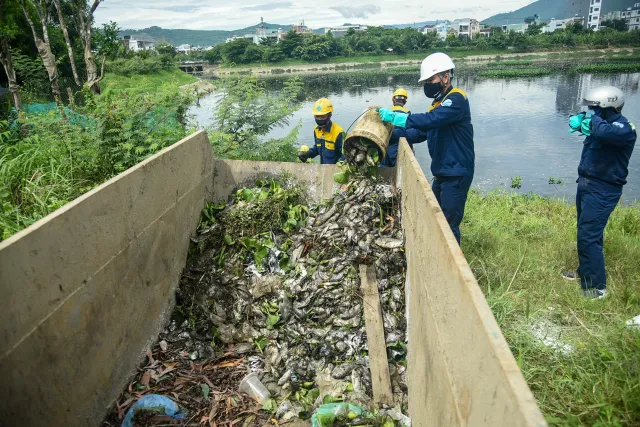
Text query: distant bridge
178 60 206 75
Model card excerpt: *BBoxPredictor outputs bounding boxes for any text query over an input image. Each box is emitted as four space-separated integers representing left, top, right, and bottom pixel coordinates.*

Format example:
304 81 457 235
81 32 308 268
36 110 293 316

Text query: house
292 21 312 34
622 2 640 30
451 18 480 38
587 0 604 30
324 24 367 37
502 23 529 33
423 21 452 40
249 19 284 44
542 16 584 32
122 35 155 51
176 44 192 54
479 27 492 37
603 10 622 21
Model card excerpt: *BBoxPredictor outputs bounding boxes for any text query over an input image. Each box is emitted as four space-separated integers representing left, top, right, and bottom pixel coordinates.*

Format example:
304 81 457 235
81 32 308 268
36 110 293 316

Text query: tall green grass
478 68 553 78
575 63 640 74
462 191 640 426
0 70 194 241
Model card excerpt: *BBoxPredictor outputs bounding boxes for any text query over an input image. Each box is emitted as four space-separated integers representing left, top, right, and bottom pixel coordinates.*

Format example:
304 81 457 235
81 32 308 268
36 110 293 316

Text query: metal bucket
344 106 393 166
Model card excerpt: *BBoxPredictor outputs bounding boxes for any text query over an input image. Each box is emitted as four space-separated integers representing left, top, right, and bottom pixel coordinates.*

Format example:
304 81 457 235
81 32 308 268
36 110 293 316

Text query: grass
386 66 420 72
462 191 640 426
575 63 640 74
486 60 535 67
478 68 553 78
102 68 198 95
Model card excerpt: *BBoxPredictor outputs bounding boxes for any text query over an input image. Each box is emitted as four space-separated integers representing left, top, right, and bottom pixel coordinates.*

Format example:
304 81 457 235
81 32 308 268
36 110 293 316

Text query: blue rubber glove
390 113 407 128
568 113 585 133
580 118 592 136
379 108 396 123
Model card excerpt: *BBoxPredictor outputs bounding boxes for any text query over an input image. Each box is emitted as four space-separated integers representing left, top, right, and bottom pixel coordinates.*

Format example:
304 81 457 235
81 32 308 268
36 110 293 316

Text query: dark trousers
432 175 473 244
576 178 622 290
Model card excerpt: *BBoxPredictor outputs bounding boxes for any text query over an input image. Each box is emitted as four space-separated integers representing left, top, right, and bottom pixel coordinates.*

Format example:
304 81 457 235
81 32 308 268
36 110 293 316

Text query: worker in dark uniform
379 52 474 244
563 86 636 299
380 88 427 167
298 98 345 165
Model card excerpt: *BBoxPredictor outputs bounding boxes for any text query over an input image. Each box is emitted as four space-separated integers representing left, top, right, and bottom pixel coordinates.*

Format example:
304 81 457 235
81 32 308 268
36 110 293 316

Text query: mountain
120 23 293 47
482 0 637 27
385 21 438 29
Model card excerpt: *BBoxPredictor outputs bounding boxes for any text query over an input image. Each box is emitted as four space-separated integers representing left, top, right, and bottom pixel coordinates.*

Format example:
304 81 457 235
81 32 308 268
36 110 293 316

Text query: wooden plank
359 264 394 406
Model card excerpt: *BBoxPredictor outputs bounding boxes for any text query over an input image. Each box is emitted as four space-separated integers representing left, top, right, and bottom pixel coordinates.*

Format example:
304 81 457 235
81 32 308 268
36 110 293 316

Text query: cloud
330 4 380 19
242 2 293 11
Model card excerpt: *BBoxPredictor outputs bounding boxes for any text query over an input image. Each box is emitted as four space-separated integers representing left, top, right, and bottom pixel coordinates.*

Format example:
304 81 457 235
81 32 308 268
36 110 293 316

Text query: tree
242 44 264 63
221 38 250 64
94 21 121 59
262 47 284 62
525 23 544 36
51 0 81 85
204 45 222 64
73 0 103 94
279 30 303 57
155 41 176 57
209 77 303 161
20 0 62 101
601 19 627 32
0 0 22 109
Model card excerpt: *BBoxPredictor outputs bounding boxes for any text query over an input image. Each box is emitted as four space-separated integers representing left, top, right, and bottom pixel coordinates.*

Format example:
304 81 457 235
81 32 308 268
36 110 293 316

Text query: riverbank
204 47 639 77
462 191 640 426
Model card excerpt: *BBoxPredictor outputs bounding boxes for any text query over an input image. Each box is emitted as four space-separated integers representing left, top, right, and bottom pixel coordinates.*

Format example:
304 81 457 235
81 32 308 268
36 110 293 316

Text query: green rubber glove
569 113 585 131
378 108 396 123
391 113 407 128
581 118 592 136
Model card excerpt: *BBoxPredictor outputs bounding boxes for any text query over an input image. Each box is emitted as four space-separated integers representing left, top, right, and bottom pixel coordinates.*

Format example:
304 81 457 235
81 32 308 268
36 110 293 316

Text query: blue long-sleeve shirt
579 112 636 188
405 87 475 177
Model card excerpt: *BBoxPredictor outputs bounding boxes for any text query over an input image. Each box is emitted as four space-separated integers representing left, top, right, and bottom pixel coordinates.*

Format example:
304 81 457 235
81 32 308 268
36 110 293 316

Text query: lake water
189 72 640 202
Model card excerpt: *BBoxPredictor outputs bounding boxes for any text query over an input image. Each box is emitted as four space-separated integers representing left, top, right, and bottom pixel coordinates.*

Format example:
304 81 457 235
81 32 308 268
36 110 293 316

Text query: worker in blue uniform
380 88 427 167
298 98 345 165
378 52 475 244
563 86 636 299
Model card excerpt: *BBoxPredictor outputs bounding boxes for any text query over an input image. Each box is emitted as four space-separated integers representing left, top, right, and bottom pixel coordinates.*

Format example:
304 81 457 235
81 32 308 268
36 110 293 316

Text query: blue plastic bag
121 394 185 427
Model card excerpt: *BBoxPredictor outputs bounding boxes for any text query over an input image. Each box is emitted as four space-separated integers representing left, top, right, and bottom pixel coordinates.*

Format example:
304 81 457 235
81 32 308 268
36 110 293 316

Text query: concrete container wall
396 139 546 427
0 131 355 426
0 131 545 426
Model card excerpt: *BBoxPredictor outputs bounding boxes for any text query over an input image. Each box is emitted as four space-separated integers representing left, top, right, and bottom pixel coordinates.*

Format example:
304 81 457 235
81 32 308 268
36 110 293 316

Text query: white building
502 23 529 33
324 24 367 37
123 36 155 51
622 2 640 30
176 44 192 54
542 16 585 33
451 18 480 38
422 21 452 40
587 0 603 30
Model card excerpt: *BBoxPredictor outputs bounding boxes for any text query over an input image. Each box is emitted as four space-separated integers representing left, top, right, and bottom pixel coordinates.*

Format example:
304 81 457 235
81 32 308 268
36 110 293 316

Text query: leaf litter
102 174 409 427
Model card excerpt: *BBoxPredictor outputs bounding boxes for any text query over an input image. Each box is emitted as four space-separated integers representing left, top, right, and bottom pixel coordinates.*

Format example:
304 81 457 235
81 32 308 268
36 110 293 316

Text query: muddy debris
104 175 409 426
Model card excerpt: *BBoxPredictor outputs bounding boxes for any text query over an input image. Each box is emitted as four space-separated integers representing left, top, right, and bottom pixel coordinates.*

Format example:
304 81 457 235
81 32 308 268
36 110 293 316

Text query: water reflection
189 72 640 202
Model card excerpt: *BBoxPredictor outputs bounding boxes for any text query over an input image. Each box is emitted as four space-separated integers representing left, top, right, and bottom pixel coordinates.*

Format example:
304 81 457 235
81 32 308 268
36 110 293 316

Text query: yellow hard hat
312 98 333 116
393 88 408 99
299 145 309 153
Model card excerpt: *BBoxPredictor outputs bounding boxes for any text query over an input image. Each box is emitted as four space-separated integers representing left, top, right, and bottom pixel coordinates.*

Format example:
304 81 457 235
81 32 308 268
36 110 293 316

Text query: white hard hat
419 52 455 83
582 86 625 111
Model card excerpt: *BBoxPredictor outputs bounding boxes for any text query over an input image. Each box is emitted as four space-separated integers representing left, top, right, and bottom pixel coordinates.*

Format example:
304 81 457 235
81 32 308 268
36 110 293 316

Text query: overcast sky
94 0 536 31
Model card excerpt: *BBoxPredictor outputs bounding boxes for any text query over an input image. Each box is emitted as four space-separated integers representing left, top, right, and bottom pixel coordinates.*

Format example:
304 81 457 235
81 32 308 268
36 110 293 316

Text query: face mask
315 118 328 127
423 82 442 98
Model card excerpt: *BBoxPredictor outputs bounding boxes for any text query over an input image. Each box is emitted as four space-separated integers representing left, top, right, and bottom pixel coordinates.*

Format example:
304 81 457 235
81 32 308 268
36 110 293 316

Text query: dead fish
375 237 404 249
331 363 354 379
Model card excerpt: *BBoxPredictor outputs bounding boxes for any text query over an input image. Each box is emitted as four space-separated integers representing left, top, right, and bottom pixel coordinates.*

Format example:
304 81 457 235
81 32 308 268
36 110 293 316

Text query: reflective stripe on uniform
428 88 467 113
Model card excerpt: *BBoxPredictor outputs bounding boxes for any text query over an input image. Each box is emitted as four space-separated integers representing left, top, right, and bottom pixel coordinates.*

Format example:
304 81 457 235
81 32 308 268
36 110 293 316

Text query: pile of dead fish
174 176 409 424
344 137 384 167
